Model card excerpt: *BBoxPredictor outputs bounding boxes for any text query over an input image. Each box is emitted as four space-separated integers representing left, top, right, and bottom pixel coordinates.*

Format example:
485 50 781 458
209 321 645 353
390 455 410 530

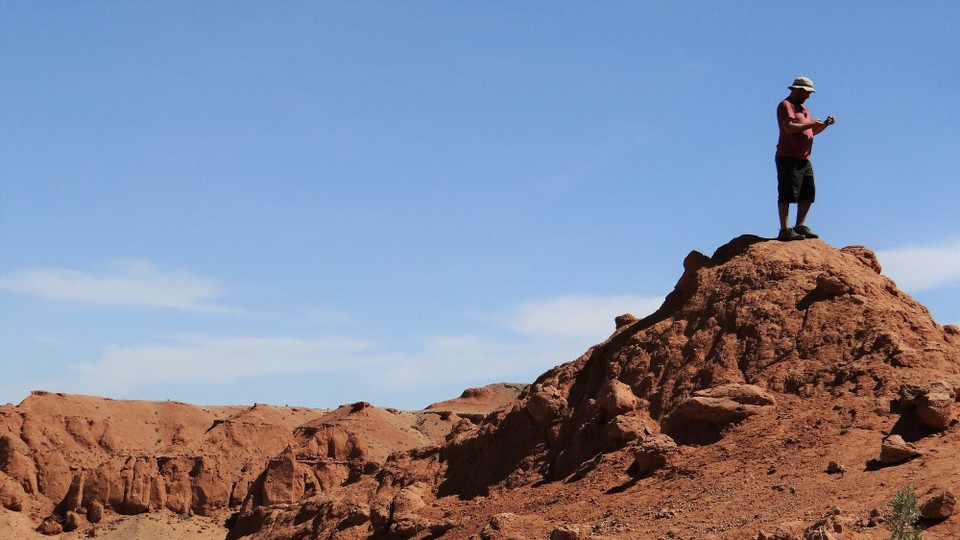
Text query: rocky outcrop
662 383 776 444
425 383 525 418
899 379 958 431
596 379 640 416
525 384 568 426
0 386 512 535
0 394 325 526
0 472 26 511
440 237 960 500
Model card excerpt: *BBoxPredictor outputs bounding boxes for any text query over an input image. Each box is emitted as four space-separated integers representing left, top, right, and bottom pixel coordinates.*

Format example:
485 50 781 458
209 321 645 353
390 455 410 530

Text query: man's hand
809 117 833 135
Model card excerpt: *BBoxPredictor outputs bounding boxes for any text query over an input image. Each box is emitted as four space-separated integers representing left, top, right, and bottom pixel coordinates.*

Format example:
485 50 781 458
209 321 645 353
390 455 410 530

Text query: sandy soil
1 509 229 540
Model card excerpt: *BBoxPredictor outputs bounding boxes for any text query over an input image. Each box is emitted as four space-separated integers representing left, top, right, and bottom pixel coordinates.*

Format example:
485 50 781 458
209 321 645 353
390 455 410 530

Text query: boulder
630 434 678 475
333 486 432 537
920 489 956 520
669 396 754 425
63 510 81 532
879 435 921 466
917 391 955 431
0 473 25 511
550 525 581 540
597 379 640 417
663 384 775 444
695 384 776 406
601 414 652 443
900 380 957 431
36 516 63 536
391 484 426 515
526 385 567 426
87 500 104 523
615 313 638 329
385 483 438 538
428 518 457 536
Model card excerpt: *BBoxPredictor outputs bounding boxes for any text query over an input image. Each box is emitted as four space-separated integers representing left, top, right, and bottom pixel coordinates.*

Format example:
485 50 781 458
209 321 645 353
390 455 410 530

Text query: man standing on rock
775 76 835 241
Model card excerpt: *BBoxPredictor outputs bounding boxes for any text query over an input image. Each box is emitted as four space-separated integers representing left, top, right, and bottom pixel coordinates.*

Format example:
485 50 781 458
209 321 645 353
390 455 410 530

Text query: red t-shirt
776 98 813 160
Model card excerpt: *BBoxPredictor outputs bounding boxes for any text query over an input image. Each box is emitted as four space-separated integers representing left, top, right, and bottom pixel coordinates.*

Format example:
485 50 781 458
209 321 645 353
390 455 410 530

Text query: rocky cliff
0 385 522 536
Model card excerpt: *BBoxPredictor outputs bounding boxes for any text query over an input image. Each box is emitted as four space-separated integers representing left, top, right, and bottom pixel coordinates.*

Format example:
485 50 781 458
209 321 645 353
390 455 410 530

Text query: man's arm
782 115 835 135
809 115 836 135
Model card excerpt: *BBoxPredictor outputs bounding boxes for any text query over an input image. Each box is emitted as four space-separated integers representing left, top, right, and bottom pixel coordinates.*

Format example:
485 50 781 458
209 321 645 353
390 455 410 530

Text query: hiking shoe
794 225 819 239
778 227 805 241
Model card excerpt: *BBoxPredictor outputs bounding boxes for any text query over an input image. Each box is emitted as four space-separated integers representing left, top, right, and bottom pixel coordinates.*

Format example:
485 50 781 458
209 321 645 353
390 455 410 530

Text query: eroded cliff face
0 385 523 536
3 237 960 540
0 396 318 530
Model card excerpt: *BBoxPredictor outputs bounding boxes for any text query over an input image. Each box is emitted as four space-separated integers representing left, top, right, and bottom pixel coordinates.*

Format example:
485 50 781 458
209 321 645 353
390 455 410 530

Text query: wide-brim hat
788 76 816 93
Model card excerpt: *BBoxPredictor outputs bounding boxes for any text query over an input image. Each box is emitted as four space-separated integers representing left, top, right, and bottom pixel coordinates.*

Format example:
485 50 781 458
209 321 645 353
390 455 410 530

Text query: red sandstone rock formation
3 236 959 539
229 237 959 539
0 385 521 537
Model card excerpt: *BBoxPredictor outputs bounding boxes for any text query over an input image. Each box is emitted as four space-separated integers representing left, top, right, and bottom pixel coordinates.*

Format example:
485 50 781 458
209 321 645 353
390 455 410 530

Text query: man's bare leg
777 202 806 240
795 199 812 227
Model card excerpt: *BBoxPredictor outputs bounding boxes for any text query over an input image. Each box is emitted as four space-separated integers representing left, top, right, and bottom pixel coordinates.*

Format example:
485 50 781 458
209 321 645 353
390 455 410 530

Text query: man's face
795 89 812 103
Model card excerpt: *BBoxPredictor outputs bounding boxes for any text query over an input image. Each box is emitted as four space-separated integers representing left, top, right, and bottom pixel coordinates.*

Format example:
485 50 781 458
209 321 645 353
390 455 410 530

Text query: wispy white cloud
876 238 960 292
298 308 355 325
374 294 666 393
66 335 382 396
55 332 551 400
503 294 663 339
0 260 230 313
367 294 668 394
376 335 498 391
377 334 568 392
24 293 666 406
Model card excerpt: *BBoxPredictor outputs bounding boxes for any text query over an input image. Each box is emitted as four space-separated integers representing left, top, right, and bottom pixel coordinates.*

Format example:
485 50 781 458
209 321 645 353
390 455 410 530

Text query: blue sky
2 2 958 409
